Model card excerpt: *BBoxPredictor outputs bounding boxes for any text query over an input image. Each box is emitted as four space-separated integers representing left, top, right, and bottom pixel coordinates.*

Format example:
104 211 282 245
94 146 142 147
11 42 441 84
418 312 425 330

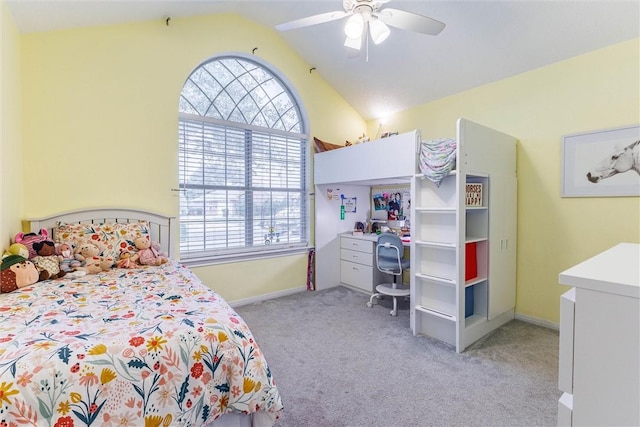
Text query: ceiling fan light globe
344 14 364 39
344 35 362 50
369 19 390 44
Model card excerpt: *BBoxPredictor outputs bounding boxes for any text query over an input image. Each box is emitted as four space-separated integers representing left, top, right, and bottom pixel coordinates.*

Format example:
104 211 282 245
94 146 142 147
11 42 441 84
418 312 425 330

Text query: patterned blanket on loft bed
419 138 457 187
0 260 282 427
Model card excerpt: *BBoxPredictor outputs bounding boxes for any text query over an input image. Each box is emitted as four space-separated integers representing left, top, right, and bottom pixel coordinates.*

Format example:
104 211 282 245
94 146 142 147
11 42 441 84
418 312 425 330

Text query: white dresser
339 234 383 293
557 243 639 427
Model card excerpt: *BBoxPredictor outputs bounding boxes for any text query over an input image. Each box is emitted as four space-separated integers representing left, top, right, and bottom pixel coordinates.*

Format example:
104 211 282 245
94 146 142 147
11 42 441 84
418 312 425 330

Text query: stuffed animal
151 241 169 263
31 239 65 281
14 228 50 259
74 240 113 274
55 242 86 279
131 236 168 266
2 243 29 259
1 255 39 293
57 242 80 272
116 251 139 269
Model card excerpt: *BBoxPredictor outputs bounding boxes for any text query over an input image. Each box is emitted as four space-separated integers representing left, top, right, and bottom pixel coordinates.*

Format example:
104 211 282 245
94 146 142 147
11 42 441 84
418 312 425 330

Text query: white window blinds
178 116 307 260
178 56 308 262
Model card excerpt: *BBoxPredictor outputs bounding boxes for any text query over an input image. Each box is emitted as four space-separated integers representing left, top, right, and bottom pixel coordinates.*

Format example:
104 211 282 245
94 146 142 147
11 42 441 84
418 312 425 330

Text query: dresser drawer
340 237 374 254
340 260 374 293
340 248 374 267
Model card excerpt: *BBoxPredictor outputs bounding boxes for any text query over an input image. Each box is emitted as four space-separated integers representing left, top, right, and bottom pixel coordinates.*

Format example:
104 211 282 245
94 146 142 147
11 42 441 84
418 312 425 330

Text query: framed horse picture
562 124 640 197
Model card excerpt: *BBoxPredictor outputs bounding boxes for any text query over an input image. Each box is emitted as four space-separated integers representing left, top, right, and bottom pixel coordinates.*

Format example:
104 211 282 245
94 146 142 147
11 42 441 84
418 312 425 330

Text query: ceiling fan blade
275 10 350 31
377 8 445 35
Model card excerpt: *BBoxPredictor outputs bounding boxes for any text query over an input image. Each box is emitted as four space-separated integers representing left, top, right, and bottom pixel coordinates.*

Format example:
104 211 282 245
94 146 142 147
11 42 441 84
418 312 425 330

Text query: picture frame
561 124 640 197
465 183 483 206
343 197 357 213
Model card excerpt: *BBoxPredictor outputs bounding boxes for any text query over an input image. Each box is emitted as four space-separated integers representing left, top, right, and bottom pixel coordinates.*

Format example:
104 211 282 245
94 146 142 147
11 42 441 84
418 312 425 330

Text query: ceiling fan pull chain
365 29 370 63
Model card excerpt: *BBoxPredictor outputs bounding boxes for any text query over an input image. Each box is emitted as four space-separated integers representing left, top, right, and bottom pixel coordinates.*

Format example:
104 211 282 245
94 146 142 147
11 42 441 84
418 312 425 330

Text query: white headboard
27 208 175 256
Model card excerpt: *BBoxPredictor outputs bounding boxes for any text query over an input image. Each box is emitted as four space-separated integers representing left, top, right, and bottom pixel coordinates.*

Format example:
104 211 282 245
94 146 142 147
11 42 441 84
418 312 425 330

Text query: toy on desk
353 221 365 236
371 222 383 234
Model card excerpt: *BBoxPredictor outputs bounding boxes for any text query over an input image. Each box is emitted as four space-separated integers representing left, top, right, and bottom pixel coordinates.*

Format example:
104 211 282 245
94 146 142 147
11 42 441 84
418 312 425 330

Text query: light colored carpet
235 286 560 427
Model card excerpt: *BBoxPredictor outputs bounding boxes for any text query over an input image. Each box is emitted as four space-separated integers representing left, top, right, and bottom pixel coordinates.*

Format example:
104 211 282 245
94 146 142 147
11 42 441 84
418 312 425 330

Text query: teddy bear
130 236 168 266
31 239 66 280
1 255 39 293
56 242 87 279
116 251 139 269
74 240 113 274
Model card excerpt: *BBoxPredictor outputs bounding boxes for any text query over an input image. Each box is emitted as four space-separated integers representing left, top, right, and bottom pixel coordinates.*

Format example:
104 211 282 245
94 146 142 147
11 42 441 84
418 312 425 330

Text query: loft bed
312 119 518 353
314 130 420 186
313 131 421 292
0 208 282 427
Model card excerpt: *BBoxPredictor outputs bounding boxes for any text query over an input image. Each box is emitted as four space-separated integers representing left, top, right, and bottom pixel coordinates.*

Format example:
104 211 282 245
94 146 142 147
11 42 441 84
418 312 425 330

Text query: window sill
179 246 313 268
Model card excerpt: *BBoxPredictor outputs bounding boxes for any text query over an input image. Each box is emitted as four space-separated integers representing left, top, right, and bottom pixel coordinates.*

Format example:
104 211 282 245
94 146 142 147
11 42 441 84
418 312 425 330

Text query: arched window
178 55 308 263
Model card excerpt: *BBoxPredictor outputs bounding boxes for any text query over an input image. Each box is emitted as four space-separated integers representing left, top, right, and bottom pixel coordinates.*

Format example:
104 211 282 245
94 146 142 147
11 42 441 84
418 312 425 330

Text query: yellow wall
11 9 640 320
19 14 366 301
367 38 640 324
0 0 24 244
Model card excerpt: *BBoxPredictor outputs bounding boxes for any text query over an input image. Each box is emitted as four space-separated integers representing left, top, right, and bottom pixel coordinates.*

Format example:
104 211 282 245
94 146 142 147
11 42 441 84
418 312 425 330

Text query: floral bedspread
0 261 282 427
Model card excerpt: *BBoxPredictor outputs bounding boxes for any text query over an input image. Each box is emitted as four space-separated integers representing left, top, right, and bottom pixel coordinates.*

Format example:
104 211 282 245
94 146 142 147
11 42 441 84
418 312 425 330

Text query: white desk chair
366 233 410 316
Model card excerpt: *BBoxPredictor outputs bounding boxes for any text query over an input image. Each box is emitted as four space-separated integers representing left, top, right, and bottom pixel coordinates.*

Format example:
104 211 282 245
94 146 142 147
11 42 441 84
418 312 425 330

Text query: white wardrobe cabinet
487 175 517 320
557 243 639 427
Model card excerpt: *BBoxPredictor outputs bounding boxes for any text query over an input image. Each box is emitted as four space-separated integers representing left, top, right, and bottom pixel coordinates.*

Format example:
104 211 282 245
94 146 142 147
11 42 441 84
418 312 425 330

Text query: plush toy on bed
74 240 113 274
14 228 49 259
130 236 168 266
1 255 39 293
56 242 86 278
57 242 79 272
2 243 29 260
13 229 63 281
31 238 66 280
116 251 139 269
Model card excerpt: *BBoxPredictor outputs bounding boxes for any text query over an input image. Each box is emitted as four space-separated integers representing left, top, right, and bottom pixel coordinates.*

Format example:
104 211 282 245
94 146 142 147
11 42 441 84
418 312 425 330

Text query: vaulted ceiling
6 0 639 120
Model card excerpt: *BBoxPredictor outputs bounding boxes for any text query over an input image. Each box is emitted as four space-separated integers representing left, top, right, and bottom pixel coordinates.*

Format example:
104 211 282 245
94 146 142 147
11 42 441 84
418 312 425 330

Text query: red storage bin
465 242 477 281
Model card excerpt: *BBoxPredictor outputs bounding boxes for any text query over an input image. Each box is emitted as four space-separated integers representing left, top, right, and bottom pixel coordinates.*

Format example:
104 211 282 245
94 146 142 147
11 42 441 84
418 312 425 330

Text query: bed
0 208 283 427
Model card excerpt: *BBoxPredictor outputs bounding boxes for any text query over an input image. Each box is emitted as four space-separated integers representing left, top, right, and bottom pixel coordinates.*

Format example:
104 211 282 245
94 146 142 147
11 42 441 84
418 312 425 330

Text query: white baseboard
514 312 559 330
229 286 307 308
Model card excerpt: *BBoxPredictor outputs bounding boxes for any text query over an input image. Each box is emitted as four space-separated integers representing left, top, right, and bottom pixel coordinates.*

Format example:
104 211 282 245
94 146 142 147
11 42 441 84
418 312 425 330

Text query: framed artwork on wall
562 124 640 197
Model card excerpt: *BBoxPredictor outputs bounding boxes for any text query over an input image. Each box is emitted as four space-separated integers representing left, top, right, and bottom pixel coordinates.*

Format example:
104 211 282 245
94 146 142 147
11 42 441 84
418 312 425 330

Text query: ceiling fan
275 0 445 51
